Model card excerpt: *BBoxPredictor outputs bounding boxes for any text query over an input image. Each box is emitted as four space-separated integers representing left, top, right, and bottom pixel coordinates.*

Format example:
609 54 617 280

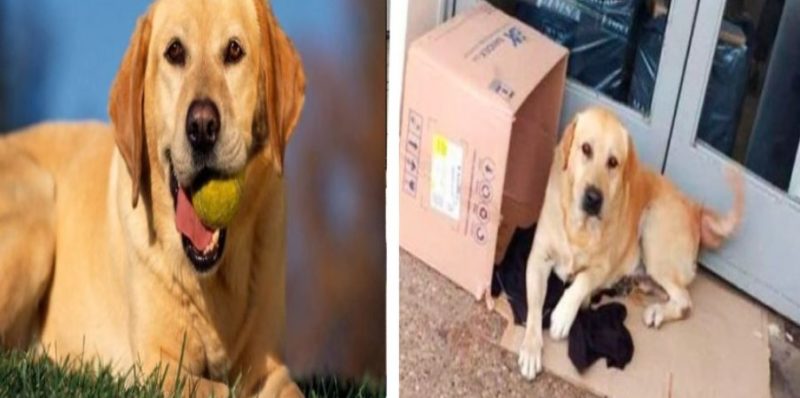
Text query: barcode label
430 134 463 220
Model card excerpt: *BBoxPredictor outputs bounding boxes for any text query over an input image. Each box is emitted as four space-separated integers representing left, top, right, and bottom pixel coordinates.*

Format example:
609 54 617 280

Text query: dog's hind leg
0 148 56 349
641 276 692 328
640 197 698 329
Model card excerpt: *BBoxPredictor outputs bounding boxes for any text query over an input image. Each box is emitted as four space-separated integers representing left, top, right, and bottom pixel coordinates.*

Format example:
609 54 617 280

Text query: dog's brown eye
581 143 593 159
607 156 619 169
164 39 186 66
224 39 245 65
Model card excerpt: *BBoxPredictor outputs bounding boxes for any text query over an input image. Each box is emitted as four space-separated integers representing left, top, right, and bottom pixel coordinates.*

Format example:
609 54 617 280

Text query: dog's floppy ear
560 115 578 171
109 12 152 208
623 131 638 180
252 0 306 174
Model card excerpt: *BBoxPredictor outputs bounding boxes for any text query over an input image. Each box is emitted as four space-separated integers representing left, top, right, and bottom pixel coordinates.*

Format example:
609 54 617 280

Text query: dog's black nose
186 99 220 153
582 185 603 216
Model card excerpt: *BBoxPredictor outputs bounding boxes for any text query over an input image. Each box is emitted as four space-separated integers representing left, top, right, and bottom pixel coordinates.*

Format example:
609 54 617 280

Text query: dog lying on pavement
518 107 743 380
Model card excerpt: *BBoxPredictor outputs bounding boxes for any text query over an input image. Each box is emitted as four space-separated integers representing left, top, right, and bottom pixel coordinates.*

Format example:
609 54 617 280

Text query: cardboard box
399 2 568 299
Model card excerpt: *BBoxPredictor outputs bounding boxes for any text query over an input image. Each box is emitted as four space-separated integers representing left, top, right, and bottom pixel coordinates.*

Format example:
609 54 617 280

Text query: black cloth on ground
491 226 634 372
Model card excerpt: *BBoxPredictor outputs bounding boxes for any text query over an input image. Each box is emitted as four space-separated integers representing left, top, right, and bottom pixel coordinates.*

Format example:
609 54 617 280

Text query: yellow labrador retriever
518 107 743 380
0 0 305 396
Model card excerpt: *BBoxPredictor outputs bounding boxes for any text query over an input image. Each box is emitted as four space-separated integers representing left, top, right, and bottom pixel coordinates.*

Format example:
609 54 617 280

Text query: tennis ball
192 172 245 229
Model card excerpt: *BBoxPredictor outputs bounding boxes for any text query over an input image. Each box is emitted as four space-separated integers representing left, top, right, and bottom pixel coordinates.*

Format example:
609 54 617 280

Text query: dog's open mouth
169 167 227 273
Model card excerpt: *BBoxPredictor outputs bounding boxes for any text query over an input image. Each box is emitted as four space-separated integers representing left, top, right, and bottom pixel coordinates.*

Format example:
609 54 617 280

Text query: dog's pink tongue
176 187 214 250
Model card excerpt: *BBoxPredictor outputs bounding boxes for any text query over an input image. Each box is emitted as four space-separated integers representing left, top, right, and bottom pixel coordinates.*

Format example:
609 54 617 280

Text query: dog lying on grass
0 0 305 396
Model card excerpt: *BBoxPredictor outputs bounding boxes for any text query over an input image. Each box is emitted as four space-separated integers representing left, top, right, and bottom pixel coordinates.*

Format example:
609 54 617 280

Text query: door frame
665 0 800 324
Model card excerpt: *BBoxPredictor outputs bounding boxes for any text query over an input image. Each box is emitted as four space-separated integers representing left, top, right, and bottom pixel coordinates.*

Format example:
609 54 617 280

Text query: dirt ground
400 250 597 398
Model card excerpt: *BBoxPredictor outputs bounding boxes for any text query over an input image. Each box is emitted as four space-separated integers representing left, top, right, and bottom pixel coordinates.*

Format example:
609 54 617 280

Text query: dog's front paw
256 365 302 398
643 303 664 328
278 383 303 398
549 300 577 340
518 335 543 380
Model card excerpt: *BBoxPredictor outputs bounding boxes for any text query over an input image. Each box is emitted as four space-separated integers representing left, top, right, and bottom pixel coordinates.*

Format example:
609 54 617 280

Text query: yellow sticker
433 134 448 157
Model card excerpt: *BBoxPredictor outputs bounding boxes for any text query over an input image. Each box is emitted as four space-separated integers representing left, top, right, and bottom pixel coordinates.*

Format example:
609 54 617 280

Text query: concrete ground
400 249 800 398
400 250 597 398
770 313 800 398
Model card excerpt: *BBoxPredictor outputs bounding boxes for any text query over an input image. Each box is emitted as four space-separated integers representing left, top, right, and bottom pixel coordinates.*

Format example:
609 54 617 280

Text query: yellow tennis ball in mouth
191 172 245 229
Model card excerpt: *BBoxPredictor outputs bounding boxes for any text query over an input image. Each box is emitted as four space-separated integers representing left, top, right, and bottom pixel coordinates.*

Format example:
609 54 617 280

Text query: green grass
0 349 385 398
0 349 169 397
298 375 385 398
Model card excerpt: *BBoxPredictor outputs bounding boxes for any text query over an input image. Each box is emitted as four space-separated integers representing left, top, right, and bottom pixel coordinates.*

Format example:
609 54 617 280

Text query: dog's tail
699 167 744 249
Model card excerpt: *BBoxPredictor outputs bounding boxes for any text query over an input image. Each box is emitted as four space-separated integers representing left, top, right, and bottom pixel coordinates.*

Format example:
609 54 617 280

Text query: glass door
666 0 800 323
